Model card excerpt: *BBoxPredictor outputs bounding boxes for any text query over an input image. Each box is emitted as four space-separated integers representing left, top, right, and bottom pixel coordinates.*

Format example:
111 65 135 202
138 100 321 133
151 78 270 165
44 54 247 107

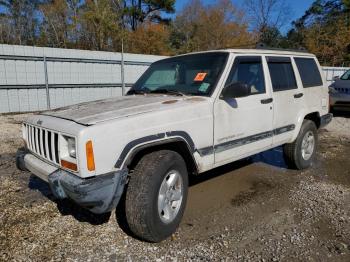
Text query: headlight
67 137 76 158
60 135 76 159
59 135 78 172
328 86 337 94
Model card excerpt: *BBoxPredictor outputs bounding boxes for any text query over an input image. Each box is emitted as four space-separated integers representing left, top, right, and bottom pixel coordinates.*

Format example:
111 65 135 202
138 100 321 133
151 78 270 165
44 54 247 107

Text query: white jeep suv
16 49 332 242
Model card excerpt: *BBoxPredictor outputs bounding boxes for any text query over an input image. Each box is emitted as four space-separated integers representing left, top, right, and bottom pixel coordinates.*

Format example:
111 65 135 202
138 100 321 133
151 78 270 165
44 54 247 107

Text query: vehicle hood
332 79 350 89
41 95 208 125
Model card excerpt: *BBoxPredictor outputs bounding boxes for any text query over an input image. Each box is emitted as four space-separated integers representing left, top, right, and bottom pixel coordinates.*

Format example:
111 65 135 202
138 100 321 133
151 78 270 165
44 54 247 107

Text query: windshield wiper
127 89 149 95
150 89 185 96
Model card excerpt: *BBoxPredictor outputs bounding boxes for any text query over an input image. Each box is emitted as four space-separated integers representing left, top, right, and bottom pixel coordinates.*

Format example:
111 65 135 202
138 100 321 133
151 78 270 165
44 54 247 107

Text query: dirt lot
1 112 350 261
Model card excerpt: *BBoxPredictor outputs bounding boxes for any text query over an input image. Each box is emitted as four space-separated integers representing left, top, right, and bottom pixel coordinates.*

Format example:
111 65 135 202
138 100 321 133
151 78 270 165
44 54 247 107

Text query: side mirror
333 76 340 81
220 82 250 99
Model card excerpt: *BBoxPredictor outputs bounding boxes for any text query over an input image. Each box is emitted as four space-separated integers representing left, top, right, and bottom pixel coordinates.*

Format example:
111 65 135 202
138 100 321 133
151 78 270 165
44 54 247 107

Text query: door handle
294 93 304 98
260 98 273 104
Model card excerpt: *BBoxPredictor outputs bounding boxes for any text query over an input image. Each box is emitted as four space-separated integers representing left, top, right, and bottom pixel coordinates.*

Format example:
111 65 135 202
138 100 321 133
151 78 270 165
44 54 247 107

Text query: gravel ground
0 112 350 261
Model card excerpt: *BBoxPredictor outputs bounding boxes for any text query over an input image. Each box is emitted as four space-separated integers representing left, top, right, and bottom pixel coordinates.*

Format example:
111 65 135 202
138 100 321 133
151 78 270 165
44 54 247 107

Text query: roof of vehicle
171 48 316 59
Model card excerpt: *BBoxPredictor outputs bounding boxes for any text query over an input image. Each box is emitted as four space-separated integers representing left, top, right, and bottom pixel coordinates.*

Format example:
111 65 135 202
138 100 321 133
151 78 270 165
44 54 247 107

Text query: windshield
128 52 229 96
340 70 350 80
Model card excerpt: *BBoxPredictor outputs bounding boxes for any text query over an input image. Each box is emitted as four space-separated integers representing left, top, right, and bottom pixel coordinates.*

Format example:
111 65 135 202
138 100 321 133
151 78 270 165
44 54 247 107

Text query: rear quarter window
294 57 323 87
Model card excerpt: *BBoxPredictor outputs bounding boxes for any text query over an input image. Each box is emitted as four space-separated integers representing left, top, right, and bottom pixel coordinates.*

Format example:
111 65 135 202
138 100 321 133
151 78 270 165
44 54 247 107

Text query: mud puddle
180 148 297 239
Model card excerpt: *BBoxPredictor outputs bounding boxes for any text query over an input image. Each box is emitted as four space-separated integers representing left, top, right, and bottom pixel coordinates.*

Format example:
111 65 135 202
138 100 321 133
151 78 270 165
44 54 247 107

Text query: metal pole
43 56 51 109
121 39 125 96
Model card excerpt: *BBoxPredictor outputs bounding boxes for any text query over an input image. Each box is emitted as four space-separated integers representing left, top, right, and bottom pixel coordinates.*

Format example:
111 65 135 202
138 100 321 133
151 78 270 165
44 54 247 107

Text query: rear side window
294 58 323 87
267 57 297 91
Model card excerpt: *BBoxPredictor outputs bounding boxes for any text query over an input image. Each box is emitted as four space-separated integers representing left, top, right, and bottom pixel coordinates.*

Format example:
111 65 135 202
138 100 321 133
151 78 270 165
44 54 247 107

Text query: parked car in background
329 69 350 110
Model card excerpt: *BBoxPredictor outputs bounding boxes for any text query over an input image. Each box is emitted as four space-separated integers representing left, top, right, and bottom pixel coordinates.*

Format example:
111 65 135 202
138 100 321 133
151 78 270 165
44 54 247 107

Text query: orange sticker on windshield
194 72 207 81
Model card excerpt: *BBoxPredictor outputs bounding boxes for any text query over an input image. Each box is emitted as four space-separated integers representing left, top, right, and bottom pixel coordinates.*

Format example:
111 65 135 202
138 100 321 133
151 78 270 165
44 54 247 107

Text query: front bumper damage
16 149 127 214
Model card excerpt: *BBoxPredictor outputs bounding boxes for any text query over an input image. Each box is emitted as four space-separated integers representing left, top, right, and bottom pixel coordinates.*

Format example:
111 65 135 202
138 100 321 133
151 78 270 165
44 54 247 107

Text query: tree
39 0 72 48
123 0 175 31
288 0 350 66
258 26 283 47
126 22 171 54
79 0 122 51
0 0 176 53
344 0 350 9
304 16 350 66
0 0 40 45
245 0 291 29
170 0 255 53
244 0 292 45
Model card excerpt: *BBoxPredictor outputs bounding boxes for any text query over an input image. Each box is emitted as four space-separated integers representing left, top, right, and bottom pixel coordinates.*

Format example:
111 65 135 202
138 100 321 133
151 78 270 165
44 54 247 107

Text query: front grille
335 87 350 94
24 123 60 165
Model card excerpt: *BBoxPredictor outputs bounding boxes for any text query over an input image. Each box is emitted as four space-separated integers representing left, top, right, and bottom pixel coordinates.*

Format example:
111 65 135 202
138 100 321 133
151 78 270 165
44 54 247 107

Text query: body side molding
114 125 296 169
198 124 296 156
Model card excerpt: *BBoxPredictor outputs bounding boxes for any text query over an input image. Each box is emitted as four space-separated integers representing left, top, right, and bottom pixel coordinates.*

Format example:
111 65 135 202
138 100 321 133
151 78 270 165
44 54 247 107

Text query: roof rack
255 43 309 53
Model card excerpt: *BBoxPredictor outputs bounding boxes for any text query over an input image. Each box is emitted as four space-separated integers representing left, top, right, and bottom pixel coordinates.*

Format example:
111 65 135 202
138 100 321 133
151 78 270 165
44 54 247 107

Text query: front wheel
283 120 318 170
125 150 188 242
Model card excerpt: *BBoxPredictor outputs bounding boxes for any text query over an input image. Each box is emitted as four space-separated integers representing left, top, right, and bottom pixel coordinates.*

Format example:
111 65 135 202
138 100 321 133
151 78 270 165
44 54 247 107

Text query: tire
283 120 318 170
125 150 188 242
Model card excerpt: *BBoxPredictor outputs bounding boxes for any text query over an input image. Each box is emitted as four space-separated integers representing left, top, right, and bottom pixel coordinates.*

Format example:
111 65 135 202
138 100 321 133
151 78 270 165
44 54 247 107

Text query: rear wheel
283 120 318 170
125 150 188 242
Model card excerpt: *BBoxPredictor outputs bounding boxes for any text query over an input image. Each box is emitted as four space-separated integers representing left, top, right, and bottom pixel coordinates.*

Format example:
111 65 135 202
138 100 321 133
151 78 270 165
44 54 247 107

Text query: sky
173 0 315 33
0 0 315 34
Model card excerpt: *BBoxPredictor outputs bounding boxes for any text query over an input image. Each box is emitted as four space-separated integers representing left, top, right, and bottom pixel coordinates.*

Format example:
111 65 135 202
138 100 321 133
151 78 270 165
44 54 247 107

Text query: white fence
323 66 349 86
0 44 166 113
0 44 348 113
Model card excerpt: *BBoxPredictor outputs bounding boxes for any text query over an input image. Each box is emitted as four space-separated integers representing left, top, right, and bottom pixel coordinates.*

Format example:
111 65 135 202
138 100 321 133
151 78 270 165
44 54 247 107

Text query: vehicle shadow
28 146 288 232
189 147 288 187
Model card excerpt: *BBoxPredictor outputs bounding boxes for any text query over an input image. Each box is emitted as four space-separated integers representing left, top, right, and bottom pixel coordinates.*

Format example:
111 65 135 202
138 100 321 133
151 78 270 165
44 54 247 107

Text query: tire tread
125 150 187 242
283 120 317 170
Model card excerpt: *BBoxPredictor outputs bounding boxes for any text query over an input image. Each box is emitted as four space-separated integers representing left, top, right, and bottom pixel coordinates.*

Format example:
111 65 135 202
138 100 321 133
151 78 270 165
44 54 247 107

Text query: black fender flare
114 131 199 170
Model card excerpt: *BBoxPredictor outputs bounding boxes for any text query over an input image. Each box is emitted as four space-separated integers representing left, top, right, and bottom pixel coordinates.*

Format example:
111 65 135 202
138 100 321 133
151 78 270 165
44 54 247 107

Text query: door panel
266 56 304 145
214 56 273 164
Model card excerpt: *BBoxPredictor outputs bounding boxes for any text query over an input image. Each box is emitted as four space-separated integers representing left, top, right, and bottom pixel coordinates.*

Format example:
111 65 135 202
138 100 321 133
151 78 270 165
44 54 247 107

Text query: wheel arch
119 137 199 176
291 111 321 142
304 111 321 129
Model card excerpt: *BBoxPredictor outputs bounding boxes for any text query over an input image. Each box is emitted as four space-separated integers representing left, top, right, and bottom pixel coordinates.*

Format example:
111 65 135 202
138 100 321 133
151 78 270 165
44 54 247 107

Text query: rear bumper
16 150 127 214
320 113 333 128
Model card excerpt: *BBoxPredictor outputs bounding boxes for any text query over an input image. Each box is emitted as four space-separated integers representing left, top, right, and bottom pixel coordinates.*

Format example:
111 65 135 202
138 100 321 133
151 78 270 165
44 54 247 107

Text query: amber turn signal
86 140 95 171
61 159 78 171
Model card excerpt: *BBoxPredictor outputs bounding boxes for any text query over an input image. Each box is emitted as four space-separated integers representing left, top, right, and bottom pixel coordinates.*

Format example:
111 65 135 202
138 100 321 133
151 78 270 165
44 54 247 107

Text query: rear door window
267 57 297 91
294 57 323 87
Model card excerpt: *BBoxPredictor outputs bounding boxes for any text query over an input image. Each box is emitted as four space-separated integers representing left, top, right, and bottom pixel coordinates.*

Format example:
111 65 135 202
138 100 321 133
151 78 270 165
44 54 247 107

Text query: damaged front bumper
16 149 127 214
